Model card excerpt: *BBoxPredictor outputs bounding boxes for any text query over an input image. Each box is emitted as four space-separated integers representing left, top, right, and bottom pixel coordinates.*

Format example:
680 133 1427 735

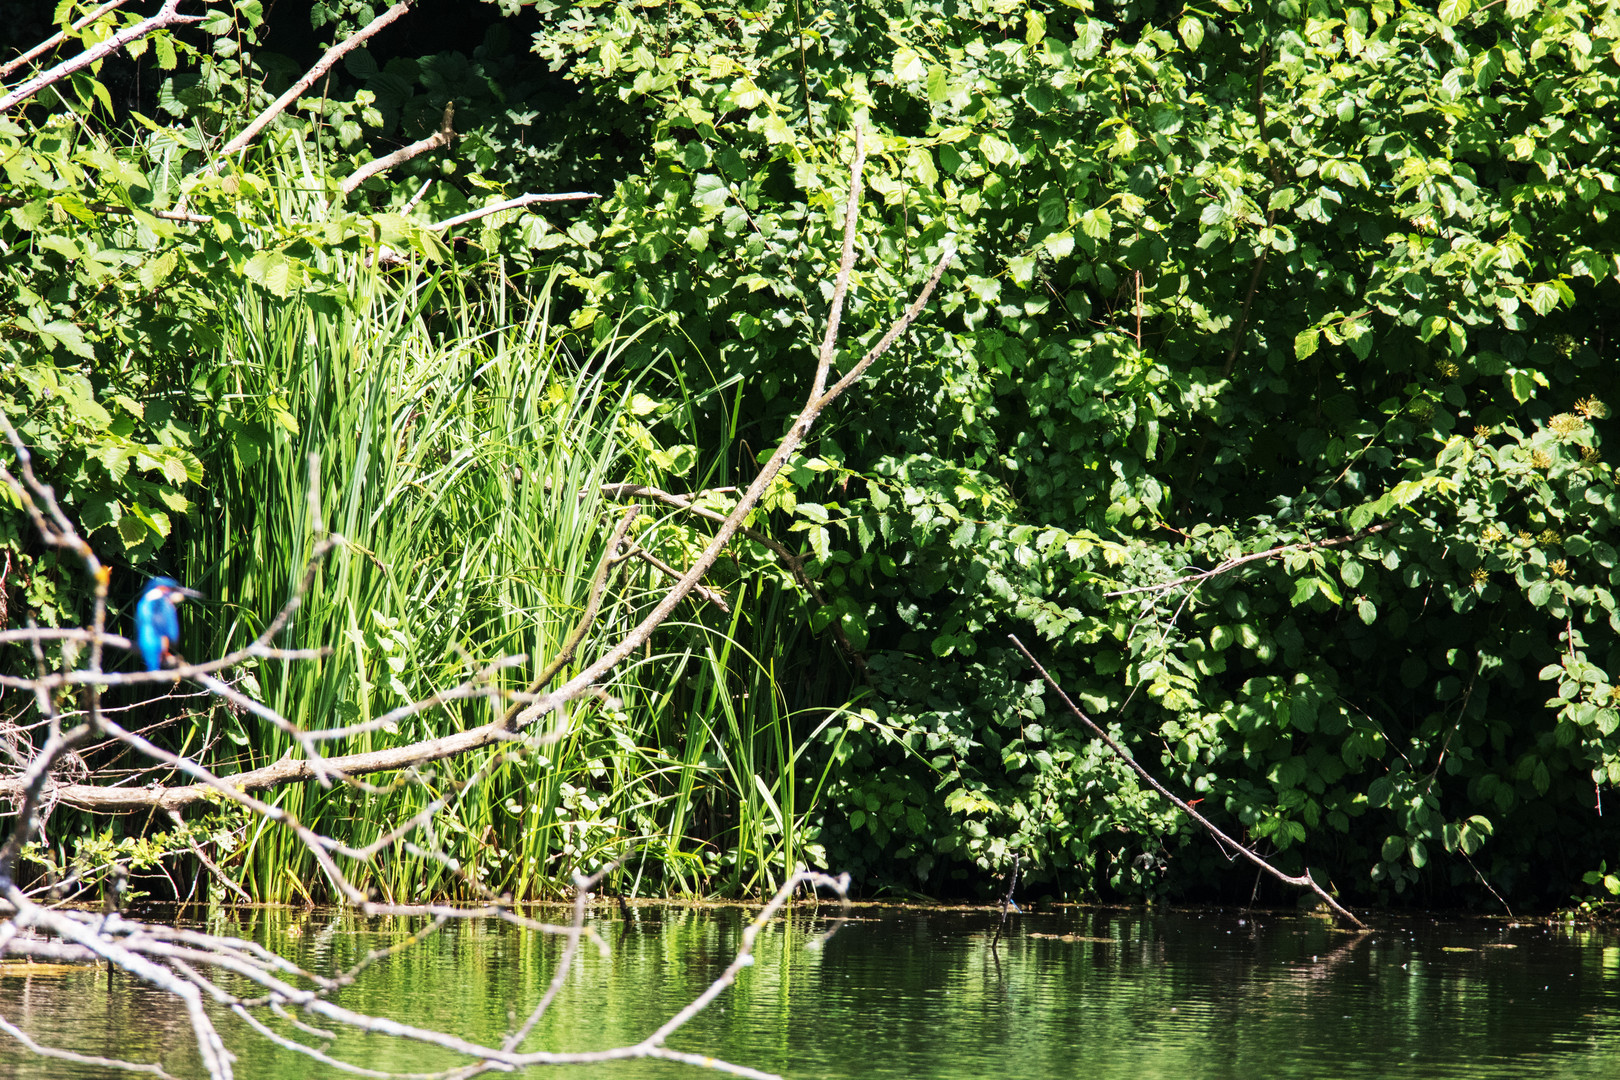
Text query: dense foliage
526 0 1620 907
3 0 1619 910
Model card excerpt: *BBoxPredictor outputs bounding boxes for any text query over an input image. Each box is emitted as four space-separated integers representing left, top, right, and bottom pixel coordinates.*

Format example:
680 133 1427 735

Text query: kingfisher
135 576 202 671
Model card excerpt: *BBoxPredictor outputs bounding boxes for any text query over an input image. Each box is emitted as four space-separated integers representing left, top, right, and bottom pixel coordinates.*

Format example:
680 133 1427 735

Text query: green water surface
4 906 1619 1079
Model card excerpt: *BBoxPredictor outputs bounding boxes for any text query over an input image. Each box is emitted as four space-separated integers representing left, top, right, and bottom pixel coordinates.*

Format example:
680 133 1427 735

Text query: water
3 906 1620 1079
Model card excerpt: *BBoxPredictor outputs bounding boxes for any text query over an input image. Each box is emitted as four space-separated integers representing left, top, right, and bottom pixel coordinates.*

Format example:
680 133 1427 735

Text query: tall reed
180 256 855 902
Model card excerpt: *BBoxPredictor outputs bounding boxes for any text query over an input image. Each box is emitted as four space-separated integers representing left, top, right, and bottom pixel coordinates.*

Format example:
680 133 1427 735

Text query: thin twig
1008 635 1366 928
168 811 251 904
498 506 640 729
0 195 212 223
990 853 1020 949
1220 40 1279 379
599 483 869 676
630 548 731 612
429 191 600 231
0 123 927 1080
1134 269 1143 348
338 102 455 196
510 128 953 731
1104 523 1393 598
0 1014 178 1079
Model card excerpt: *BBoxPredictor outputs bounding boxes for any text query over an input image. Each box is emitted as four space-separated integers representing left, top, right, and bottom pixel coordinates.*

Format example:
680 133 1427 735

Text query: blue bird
135 576 202 671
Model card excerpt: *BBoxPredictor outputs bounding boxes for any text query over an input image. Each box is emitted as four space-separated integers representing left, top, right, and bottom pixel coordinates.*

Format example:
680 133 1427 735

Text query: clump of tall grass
177 254 854 902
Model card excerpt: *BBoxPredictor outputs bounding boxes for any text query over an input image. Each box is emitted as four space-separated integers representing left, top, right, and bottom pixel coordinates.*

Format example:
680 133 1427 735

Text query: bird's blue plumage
136 576 194 671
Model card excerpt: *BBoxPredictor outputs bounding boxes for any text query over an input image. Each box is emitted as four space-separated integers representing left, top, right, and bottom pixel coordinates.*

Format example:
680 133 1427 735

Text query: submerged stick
1008 634 1366 928
990 853 1021 950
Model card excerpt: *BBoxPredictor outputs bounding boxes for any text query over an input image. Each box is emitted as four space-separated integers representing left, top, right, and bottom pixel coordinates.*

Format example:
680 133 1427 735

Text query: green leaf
1315 576 1342 605
344 48 379 78
1178 16 1204 50
1042 231 1075 258
1295 328 1319 360
1437 0 1471 25
116 513 148 547
1528 282 1561 315
892 47 926 83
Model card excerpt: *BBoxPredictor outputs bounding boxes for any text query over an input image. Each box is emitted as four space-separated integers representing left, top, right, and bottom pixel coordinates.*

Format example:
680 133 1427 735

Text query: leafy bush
529 0 1620 905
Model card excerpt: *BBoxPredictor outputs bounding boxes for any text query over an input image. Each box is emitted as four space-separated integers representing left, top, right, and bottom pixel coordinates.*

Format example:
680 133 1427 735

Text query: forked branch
0 0 200 115
0 0 132 81
508 126 952 731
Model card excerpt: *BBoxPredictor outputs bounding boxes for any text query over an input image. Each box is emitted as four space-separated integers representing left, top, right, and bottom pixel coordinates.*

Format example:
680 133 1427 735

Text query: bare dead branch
0 482 630 818
0 0 199 114
7 871 848 1078
601 484 804 578
1008 634 1366 928
7 898 234 1079
304 656 526 742
193 671 334 785
338 102 455 196
508 129 952 731
630 547 731 612
0 1014 178 1079
228 1005 463 1080
0 123 931 1080
643 869 850 1048
0 720 513 812
0 535 339 695
168 811 251 904
429 190 601 232
0 194 213 224
403 178 433 212
600 482 869 675
502 869 598 1052
0 1 133 81
494 505 640 730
